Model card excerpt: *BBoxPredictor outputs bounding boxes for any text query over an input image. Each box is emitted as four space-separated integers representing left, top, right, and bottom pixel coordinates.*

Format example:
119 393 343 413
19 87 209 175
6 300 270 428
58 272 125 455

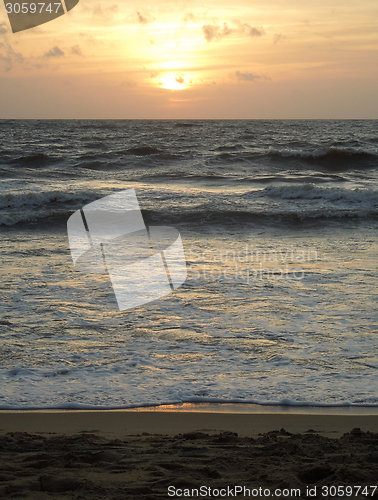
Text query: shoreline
1 403 378 438
2 401 378 414
126 402 378 414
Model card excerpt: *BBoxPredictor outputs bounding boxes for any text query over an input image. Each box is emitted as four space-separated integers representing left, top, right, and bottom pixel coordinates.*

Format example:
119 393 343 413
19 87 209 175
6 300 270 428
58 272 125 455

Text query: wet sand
0 406 377 498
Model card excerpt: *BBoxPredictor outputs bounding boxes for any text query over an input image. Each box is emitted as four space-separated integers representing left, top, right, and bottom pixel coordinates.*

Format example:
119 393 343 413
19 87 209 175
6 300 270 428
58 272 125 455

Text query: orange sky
0 0 377 118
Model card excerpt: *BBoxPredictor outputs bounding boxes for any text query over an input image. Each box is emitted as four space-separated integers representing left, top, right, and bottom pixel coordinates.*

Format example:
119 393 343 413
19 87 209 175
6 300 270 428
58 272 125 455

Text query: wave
257 184 378 206
204 146 378 170
0 189 100 211
215 144 244 152
244 174 347 184
174 122 198 128
124 146 163 156
76 153 113 161
143 208 378 229
8 153 61 166
0 149 13 156
268 146 377 160
82 142 107 149
0 187 130 226
266 146 378 168
75 121 122 130
78 161 117 171
3 205 375 228
145 173 227 181
3 147 180 169
0 209 80 227
2 183 377 228
76 156 185 172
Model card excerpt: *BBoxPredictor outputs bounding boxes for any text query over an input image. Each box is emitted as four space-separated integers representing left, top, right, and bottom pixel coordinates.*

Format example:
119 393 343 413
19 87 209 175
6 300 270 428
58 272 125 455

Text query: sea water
0 119 377 408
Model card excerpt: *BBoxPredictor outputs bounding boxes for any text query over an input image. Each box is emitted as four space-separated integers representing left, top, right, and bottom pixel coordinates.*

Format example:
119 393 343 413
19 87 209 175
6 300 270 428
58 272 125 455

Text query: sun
160 74 188 90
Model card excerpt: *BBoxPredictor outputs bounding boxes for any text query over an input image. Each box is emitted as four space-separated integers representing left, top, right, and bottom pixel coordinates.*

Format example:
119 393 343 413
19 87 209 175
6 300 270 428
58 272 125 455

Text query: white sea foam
0 399 378 411
267 146 378 159
0 189 97 210
1 227 377 409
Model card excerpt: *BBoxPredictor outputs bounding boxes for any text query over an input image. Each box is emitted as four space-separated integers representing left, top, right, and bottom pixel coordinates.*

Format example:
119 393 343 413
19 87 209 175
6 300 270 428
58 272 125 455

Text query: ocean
0 119 377 409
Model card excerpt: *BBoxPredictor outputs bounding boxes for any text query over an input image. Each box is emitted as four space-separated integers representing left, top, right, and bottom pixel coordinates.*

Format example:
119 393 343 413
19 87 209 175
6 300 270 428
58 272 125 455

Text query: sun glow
160 74 188 90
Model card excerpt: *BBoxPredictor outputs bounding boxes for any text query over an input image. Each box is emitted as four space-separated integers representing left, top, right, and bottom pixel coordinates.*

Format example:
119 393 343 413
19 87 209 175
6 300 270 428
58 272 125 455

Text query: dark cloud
175 75 185 84
235 71 259 81
136 11 155 24
234 71 269 82
202 23 230 42
0 23 8 36
234 21 265 37
202 21 265 43
250 27 263 36
44 46 65 58
274 33 282 44
71 45 83 56
137 11 149 24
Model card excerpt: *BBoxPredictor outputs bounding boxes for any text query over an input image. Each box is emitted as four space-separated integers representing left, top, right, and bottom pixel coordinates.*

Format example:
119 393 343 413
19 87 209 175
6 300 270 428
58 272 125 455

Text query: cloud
79 33 100 45
202 23 230 42
202 21 265 43
137 11 149 24
92 4 118 20
71 45 83 56
234 71 269 82
0 23 8 36
118 80 136 88
233 21 265 37
274 33 282 44
182 13 195 23
0 41 24 72
44 46 65 58
175 75 185 84
136 11 156 24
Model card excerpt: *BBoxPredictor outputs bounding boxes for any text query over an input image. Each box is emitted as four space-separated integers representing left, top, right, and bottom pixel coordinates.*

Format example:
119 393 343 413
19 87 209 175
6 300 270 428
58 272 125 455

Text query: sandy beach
0 406 377 499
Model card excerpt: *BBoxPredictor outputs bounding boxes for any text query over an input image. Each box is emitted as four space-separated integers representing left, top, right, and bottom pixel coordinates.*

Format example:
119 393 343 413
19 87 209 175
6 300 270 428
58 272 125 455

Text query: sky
0 0 377 119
